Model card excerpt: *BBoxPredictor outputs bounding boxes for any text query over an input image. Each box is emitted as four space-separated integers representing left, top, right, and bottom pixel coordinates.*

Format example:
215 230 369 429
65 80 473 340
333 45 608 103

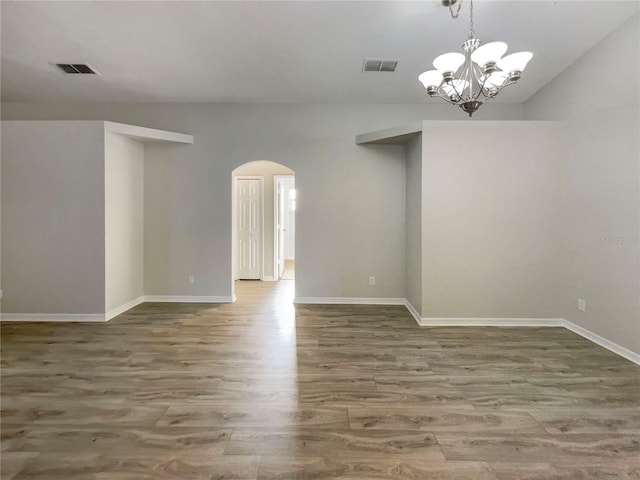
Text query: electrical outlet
188 275 195 285
369 276 376 286
578 298 586 312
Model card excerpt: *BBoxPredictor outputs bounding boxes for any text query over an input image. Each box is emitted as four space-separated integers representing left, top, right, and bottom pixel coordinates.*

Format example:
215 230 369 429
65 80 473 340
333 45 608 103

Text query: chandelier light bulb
433 52 465 75
418 70 443 89
497 52 533 76
471 41 508 73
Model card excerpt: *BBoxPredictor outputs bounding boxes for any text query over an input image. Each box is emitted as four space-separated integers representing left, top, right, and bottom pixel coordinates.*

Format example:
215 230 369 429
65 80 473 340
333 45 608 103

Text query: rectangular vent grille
363 59 398 73
57 64 97 74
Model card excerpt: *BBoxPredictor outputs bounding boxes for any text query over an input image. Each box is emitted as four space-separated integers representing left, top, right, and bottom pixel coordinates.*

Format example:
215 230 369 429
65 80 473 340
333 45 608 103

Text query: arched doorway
231 161 295 301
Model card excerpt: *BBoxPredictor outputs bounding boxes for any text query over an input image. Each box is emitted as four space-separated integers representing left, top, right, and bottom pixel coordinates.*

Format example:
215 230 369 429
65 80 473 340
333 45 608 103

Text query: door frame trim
273 174 295 281
234 175 264 281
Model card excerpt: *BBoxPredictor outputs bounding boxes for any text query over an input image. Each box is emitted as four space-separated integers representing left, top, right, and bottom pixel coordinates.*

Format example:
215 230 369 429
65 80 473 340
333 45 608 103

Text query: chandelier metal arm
430 74 518 115
433 90 461 106
478 71 490 94
451 80 465 99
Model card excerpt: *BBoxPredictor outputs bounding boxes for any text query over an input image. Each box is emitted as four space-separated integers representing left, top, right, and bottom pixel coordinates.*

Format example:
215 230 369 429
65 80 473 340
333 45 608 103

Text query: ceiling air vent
56 63 98 74
363 59 398 73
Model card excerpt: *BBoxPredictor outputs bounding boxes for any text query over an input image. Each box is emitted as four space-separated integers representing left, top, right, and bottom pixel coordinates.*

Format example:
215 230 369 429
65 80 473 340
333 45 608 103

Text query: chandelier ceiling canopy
419 0 533 117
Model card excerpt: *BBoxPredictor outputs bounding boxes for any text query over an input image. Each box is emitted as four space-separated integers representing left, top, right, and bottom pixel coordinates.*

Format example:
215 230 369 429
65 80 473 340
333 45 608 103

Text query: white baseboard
403 299 422 324
294 297 406 305
418 317 563 327
0 313 106 322
0 295 233 323
262 275 275 282
402 300 639 365
143 295 234 303
403 299 563 327
562 319 640 365
105 296 145 321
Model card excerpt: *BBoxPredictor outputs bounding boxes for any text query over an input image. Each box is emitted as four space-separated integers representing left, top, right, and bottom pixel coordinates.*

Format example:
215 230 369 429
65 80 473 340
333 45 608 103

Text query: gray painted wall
405 135 422 312
1 121 105 314
105 131 144 313
524 14 639 122
420 121 561 318
524 14 640 353
1 104 523 301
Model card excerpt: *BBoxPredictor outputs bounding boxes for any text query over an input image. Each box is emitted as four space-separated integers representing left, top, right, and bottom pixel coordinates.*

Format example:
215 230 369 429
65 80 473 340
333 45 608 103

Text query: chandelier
418 0 532 117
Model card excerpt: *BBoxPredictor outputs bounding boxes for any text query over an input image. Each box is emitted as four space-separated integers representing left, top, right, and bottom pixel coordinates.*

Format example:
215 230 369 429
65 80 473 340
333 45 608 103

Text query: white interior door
237 178 262 280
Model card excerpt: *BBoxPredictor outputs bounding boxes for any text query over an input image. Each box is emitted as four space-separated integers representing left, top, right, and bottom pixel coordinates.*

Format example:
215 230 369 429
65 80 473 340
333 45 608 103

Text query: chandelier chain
448 0 463 19
448 0 475 39
468 0 475 39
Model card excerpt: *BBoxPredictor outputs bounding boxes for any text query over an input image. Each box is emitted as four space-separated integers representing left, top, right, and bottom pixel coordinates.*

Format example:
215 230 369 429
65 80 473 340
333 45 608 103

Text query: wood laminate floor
2 280 639 479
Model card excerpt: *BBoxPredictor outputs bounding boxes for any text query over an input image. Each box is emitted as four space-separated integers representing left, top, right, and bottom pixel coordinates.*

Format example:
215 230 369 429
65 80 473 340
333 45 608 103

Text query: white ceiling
1 1 637 104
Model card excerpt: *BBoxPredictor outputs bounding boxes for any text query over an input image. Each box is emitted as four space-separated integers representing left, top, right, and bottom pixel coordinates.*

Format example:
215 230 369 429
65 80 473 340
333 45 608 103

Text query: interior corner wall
524 13 640 354
405 135 422 312
105 131 144 314
420 121 561 319
524 13 639 122
233 161 294 280
1 121 106 314
557 106 640 354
